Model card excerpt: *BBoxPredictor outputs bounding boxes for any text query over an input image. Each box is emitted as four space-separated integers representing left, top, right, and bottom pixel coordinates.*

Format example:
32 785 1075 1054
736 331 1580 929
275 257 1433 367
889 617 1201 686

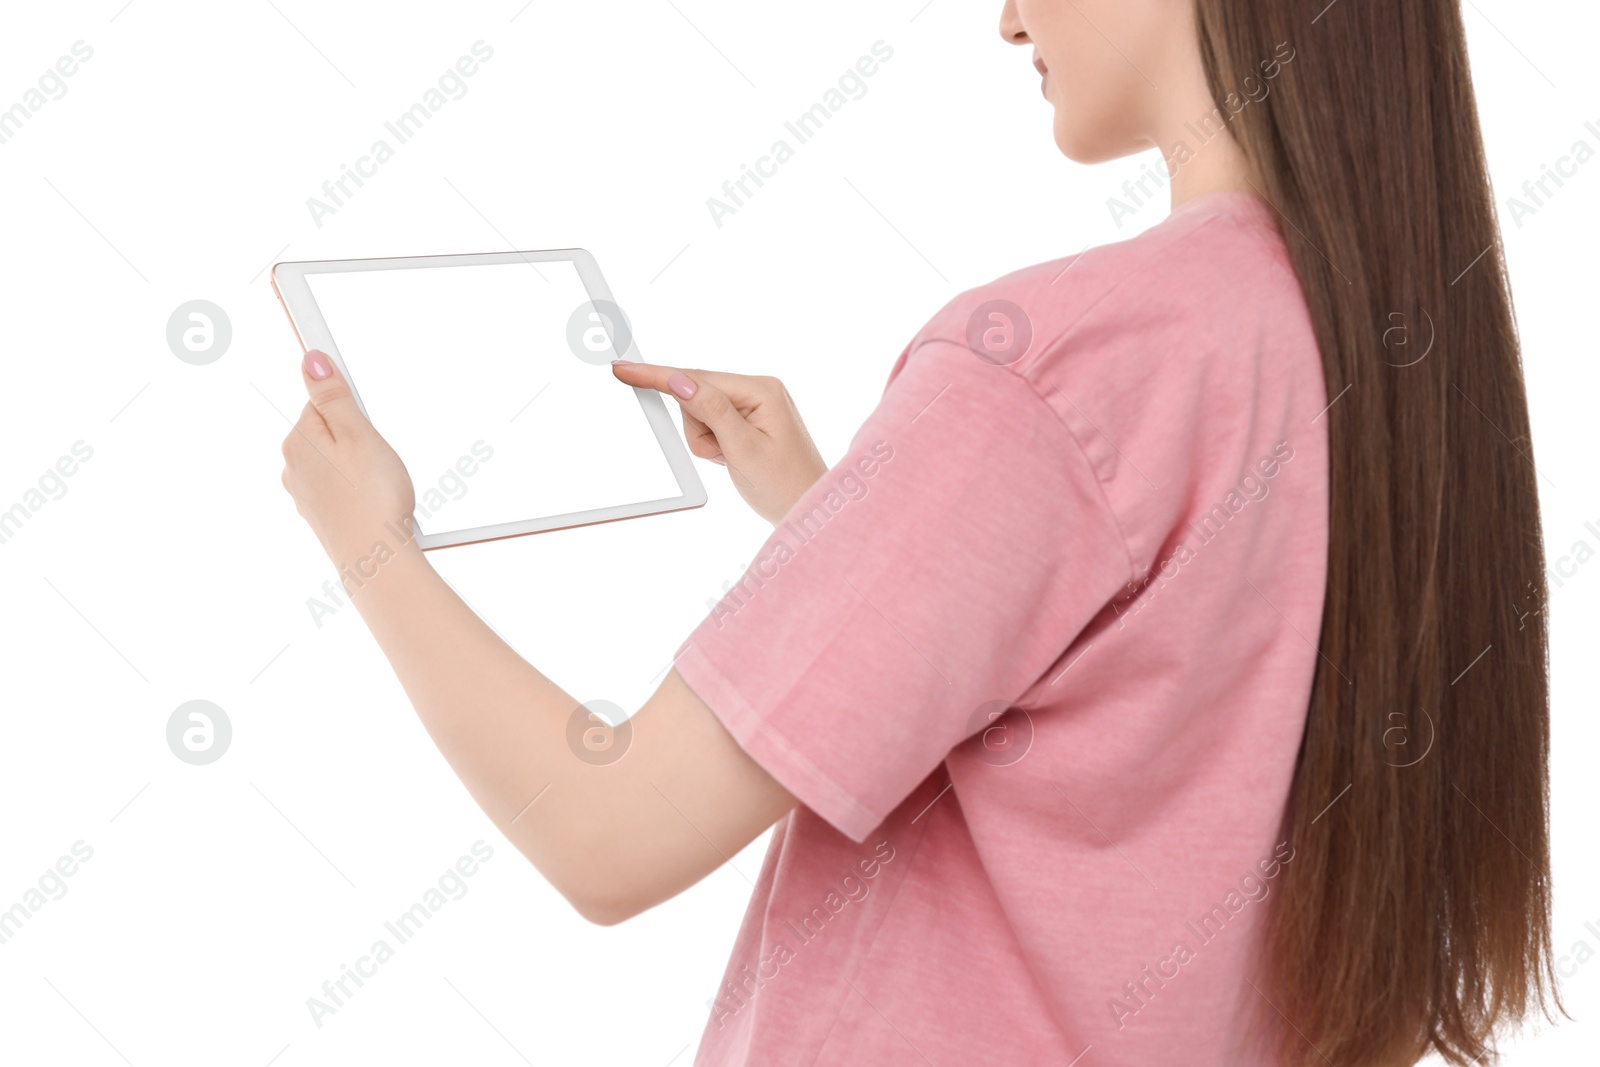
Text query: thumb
301 349 370 439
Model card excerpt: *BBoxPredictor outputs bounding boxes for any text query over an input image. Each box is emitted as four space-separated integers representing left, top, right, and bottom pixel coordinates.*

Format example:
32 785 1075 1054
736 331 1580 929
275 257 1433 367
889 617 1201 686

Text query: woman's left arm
280 351 797 926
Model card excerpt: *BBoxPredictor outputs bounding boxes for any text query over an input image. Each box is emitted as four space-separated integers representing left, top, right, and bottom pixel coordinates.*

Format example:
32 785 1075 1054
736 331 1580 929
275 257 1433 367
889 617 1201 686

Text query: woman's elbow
573 895 640 927
543 845 660 926
563 875 655 927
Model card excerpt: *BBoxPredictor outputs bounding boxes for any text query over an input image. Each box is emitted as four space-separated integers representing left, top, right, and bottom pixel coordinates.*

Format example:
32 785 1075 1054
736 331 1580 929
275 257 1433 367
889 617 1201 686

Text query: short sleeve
670 339 1134 842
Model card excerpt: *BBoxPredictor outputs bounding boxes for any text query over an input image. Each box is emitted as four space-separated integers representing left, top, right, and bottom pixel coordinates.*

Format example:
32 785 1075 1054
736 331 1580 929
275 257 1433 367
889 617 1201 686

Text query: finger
678 409 722 459
611 362 757 452
286 401 330 452
301 349 370 442
609 360 744 393
611 361 772 414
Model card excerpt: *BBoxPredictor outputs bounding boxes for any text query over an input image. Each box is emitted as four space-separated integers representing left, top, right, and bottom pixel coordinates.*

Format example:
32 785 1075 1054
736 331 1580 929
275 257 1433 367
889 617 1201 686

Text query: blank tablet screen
304 259 682 536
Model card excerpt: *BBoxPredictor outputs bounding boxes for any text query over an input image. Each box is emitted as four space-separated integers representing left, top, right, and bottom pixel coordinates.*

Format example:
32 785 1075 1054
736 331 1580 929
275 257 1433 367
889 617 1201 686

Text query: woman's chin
1052 117 1149 166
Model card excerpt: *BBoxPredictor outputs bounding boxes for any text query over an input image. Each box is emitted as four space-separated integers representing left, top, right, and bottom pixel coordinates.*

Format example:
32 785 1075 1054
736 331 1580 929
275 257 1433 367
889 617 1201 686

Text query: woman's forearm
342 538 570 754
333 533 795 924
335 536 596 903
280 355 800 924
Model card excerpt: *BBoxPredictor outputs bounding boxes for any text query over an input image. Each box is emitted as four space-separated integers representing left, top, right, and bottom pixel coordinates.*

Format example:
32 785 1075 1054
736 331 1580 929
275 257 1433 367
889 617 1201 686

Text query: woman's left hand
280 349 418 568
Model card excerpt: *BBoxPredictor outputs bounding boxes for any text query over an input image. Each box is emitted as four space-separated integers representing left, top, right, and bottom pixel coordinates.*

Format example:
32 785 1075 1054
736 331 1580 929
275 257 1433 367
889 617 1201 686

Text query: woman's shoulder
902 192 1307 383
878 193 1326 569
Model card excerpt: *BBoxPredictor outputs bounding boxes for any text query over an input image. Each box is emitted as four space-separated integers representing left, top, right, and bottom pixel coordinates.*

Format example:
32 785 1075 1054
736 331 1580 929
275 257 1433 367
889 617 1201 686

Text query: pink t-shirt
674 190 1329 1067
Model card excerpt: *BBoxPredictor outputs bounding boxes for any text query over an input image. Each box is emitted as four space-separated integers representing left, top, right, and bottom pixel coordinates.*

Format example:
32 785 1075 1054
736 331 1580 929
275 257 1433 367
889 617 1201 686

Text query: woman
279 0 1558 1063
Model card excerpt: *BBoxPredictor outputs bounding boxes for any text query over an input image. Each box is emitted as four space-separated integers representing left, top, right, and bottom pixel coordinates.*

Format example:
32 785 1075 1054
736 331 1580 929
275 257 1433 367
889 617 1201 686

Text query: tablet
271 248 705 550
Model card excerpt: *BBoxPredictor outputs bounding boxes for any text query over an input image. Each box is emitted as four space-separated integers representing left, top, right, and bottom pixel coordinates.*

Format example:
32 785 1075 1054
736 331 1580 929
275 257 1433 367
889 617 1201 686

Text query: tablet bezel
271 247 706 550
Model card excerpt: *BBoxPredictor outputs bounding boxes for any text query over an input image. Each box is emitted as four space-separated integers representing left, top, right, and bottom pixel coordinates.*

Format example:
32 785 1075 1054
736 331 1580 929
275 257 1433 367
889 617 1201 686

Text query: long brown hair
1190 1 1559 1063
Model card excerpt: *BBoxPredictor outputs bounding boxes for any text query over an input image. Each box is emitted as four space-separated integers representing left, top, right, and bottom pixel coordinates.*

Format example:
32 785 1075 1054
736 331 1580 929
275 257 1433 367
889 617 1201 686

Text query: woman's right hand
610 361 828 525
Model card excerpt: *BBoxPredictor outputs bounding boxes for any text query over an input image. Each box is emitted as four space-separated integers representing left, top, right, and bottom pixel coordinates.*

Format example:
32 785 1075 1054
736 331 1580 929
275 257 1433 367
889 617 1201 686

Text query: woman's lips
1034 55 1049 96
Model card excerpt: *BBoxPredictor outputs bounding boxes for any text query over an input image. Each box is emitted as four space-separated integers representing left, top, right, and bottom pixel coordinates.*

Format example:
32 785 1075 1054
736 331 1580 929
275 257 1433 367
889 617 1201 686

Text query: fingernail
667 373 697 400
711 454 727 466
304 350 331 380
611 358 632 365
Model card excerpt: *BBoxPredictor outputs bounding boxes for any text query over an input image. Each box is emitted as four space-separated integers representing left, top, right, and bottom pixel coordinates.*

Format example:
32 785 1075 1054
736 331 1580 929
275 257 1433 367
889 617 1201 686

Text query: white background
0 1 1593 1064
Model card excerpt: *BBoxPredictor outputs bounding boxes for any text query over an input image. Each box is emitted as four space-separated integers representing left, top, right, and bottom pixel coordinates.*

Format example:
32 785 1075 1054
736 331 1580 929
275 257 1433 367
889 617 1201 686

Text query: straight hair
1190 1 1560 1063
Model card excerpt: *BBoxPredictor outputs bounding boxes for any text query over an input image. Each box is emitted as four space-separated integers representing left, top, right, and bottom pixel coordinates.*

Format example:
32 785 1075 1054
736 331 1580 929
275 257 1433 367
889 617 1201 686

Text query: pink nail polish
711 454 727 466
668 373 697 400
611 359 632 365
304 350 332 380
